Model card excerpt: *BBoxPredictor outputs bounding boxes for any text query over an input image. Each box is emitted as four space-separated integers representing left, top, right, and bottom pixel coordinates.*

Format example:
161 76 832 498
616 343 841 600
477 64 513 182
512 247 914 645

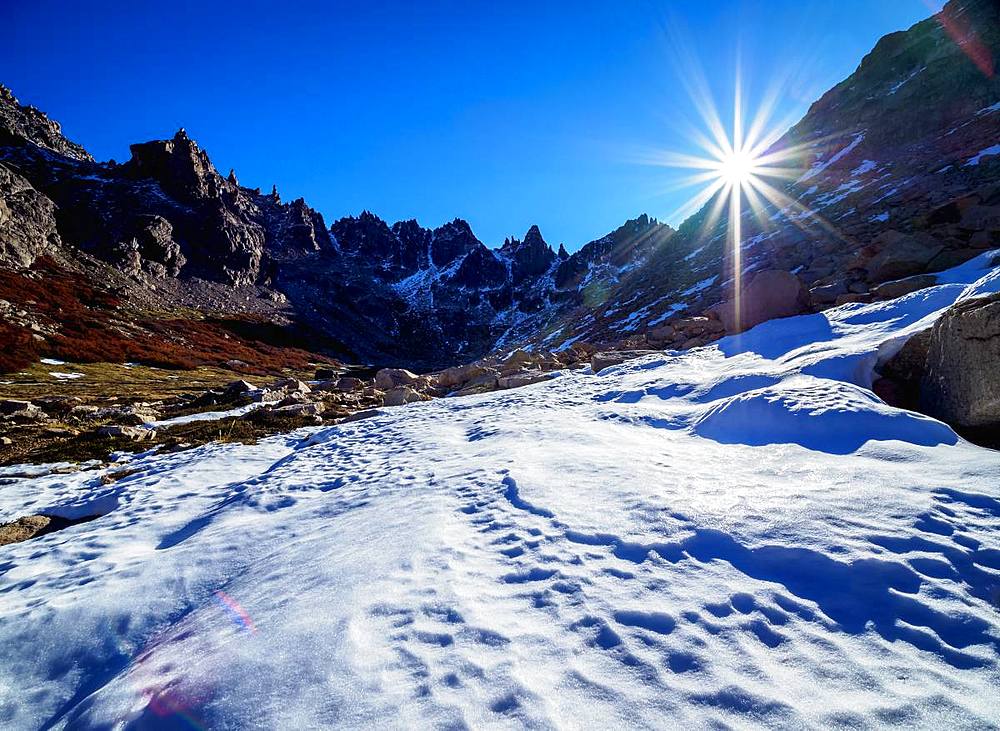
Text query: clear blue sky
2 1 941 251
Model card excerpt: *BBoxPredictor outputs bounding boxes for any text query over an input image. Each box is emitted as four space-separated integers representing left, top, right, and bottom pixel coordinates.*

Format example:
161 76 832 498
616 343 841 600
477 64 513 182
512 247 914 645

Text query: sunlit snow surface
3 255 1000 729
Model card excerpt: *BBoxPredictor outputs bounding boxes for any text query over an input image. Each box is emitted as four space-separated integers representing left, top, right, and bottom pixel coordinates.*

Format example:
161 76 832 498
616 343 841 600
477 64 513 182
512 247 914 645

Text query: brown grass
0 258 336 374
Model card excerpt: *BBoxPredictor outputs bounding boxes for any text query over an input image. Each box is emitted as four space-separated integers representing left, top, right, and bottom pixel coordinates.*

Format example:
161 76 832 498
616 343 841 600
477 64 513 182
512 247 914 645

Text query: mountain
0 0 997 375
526 0 1000 351
0 90 672 371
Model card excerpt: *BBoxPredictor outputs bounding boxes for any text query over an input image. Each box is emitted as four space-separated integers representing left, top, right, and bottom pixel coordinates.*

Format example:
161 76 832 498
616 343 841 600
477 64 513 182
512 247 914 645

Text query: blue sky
2 1 941 251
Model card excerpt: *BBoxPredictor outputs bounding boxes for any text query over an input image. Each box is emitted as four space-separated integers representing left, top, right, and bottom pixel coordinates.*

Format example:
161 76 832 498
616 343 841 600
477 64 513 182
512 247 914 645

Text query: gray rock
382 386 426 406
269 378 311 394
96 425 157 441
0 399 33 416
498 372 556 389
866 231 943 282
272 402 325 417
591 350 659 373
715 270 810 334
335 377 364 392
921 292 1000 428
374 368 420 391
870 274 938 301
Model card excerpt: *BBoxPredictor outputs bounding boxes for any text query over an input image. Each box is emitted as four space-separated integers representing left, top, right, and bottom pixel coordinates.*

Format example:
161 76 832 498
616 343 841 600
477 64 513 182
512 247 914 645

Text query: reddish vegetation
0 258 329 374
0 322 37 372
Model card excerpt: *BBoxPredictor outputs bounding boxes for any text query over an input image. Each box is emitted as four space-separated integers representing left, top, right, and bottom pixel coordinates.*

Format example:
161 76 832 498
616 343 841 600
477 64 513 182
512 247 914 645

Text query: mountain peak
0 83 92 162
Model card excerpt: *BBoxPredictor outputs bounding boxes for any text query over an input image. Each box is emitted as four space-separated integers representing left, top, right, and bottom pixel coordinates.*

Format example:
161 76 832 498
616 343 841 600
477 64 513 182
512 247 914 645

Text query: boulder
874 328 932 410
870 274 938 301
434 363 494 389
335 377 364 392
0 399 34 416
96 425 157 441
834 293 872 306
68 405 100 421
272 402 325 417
499 349 536 375
648 325 676 342
269 377 311 394
382 386 426 406
94 404 160 426
591 350 659 373
0 400 46 423
222 379 257 398
715 270 810 334
809 281 848 306
374 368 419 391
498 372 556 389
866 231 943 282
920 292 1000 428
314 367 337 380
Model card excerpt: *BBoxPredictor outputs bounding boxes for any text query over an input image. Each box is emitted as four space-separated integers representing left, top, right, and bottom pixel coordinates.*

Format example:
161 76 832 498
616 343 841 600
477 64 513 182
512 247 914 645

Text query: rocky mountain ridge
0 89 679 370
1 0 998 374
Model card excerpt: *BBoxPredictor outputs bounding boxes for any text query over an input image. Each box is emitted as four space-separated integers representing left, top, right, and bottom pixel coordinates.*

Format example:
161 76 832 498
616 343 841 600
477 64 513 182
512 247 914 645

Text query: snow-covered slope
3 255 1000 729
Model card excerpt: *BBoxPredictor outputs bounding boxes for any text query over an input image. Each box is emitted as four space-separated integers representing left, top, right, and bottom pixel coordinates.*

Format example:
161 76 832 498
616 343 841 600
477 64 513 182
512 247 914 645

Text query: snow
683 245 705 262
964 144 1000 167
646 302 687 327
49 371 84 380
39 358 65 366
3 257 1000 728
887 66 925 95
851 159 878 175
871 211 890 223
679 274 718 298
146 401 265 428
797 132 866 183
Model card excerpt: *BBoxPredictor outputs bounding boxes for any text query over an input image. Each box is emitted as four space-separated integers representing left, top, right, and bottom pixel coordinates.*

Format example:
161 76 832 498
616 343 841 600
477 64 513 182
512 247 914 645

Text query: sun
717 148 760 187
640 79 821 330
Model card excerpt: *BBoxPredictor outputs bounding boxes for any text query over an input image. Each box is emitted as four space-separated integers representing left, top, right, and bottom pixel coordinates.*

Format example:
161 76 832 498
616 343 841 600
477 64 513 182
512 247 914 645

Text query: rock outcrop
715 270 811 334
921 292 1000 429
0 162 61 267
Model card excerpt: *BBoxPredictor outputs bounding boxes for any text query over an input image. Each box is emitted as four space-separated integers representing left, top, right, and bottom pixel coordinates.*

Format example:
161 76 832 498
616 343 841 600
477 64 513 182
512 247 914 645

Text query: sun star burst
646 78 820 331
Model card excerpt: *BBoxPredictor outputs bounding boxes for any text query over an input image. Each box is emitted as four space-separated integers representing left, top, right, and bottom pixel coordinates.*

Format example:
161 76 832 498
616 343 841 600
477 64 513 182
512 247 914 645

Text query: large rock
434 363 492 389
874 328 932 410
499 349 537 375
866 231 943 282
591 350 659 373
382 386 426 406
870 274 938 301
96 425 157 441
715 270 810 334
0 163 61 268
374 368 420 391
920 293 1000 428
269 378 311 394
498 372 556 389
335 377 364 392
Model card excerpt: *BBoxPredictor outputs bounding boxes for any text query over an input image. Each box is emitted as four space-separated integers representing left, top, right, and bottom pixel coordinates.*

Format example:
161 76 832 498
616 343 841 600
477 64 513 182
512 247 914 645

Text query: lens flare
639 64 832 331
